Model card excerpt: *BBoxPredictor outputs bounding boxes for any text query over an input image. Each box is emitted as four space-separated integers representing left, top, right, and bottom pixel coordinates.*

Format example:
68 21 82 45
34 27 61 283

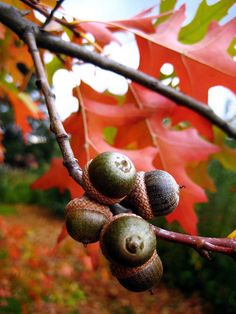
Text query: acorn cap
65 195 112 217
128 171 153 219
110 250 163 292
100 213 157 267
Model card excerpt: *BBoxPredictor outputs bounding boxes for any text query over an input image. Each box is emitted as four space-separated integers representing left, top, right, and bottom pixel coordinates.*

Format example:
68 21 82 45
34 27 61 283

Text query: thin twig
22 27 83 185
0 2 236 139
20 0 103 52
42 0 65 29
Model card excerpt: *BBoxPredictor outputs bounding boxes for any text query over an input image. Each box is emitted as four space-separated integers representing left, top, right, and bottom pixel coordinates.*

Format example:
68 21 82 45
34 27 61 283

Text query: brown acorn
82 151 136 205
65 195 112 245
100 213 157 267
127 170 180 219
110 250 163 292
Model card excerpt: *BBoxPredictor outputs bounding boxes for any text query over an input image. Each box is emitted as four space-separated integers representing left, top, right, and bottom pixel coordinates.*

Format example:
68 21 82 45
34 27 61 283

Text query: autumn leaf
77 83 158 171
179 0 235 44
186 161 216 193
154 127 219 234
73 21 119 47
56 223 68 245
156 0 177 25
31 111 88 199
39 0 57 8
0 33 33 85
135 5 236 139
213 127 236 172
85 243 101 270
0 83 44 136
227 229 236 238
31 158 83 199
0 23 5 39
77 83 155 126
51 223 68 255
32 83 158 198
129 83 219 234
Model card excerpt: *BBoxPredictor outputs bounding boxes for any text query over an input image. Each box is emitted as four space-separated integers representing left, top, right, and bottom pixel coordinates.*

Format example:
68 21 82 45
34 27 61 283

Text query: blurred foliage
0 166 70 217
0 97 57 168
0 217 86 313
155 160 236 314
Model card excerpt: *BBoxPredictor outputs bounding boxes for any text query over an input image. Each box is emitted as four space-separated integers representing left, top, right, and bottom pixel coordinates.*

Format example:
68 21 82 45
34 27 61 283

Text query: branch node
198 249 212 261
47 90 56 99
35 79 42 89
21 24 36 39
57 133 69 141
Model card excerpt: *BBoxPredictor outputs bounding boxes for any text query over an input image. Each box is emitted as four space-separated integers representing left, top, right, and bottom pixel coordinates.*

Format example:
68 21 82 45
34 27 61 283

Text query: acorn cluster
65 151 180 293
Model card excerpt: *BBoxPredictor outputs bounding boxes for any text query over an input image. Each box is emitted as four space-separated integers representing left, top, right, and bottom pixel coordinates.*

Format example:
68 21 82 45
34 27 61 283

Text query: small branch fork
0 3 236 261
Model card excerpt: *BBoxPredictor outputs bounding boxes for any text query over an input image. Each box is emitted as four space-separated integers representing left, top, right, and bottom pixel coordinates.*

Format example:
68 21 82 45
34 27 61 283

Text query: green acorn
100 213 157 267
110 250 163 292
65 195 112 245
82 151 136 205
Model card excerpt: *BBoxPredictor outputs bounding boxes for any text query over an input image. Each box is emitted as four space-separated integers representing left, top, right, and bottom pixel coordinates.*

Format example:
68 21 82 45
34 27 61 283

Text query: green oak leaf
179 0 235 44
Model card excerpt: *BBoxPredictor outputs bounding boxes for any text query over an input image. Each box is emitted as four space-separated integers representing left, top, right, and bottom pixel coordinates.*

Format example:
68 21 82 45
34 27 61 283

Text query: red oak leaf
136 5 236 139
31 158 83 199
0 85 44 136
131 83 219 234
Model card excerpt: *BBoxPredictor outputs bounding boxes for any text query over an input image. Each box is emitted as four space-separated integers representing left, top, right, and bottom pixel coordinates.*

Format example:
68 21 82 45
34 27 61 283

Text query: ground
0 204 212 314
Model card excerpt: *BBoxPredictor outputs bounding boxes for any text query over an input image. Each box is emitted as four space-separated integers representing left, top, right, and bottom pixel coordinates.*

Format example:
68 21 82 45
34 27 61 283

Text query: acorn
65 195 113 245
110 250 163 292
100 213 157 267
82 151 136 205
127 170 180 219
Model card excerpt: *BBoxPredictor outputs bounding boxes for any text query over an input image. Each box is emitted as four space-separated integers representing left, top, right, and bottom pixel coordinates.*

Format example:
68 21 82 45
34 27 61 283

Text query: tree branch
0 2 236 260
22 27 83 185
0 2 236 139
153 226 236 259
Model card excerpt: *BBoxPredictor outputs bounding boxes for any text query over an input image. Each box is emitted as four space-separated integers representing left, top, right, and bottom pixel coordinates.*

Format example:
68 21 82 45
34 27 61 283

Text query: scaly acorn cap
100 213 157 267
82 151 136 205
128 170 180 219
65 195 113 245
110 250 163 292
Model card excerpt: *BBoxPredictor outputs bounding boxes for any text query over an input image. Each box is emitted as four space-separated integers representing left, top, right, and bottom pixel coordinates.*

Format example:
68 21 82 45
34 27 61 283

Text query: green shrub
0 166 70 217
